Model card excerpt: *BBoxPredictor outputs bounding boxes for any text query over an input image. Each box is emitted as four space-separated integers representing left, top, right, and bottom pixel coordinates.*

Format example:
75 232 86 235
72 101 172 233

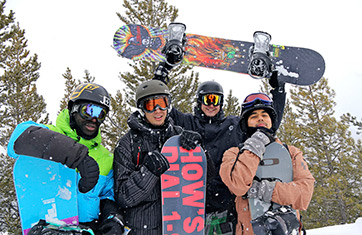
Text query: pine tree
282 78 362 229
0 2 49 232
102 90 132 151
223 89 240 116
59 67 78 112
116 0 199 113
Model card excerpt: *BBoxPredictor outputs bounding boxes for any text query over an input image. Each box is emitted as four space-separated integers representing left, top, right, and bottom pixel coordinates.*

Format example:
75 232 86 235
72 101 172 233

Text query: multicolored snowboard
249 142 293 220
13 156 79 235
161 135 207 235
113 24 325 86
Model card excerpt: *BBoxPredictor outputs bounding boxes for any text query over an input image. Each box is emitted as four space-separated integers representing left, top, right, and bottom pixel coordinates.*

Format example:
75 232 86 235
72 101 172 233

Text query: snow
0 145 5 155
1 218 361 234
307 217 362 235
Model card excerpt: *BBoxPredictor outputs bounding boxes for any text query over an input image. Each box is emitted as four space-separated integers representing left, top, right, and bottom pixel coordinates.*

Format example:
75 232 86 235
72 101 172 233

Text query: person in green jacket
8 83 124 234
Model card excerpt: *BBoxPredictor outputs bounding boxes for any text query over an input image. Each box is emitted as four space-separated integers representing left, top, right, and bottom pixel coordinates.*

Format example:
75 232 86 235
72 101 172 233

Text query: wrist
107 213 124 226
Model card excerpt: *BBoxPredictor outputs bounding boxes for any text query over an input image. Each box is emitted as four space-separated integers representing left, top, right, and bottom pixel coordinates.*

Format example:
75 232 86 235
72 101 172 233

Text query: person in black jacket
154 68 286 234
113 80 202 235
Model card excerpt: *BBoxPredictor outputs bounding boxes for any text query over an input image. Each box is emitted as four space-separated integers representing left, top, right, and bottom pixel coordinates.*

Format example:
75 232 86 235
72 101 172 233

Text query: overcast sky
5 0 362 125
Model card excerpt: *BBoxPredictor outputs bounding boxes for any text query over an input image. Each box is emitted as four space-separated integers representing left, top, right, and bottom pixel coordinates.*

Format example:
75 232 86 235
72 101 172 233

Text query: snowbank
307 217 362 235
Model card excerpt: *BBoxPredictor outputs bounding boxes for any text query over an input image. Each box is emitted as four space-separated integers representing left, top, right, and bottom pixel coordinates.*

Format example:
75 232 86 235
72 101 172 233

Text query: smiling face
144 108 168 126
247 109 272 129
201 103 221 117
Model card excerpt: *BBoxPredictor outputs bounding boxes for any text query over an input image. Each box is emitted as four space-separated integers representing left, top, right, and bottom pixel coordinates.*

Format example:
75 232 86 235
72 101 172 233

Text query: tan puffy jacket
219 139 315 234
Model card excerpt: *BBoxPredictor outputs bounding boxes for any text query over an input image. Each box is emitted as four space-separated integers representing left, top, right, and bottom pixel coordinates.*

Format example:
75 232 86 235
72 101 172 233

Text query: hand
179 130 202 150
269 71 285 92
77 155 99 193
248 179 276 203
153 61 173 84
143 151 170 177
242 129 275 160
99 214 125 235
256 127 275 143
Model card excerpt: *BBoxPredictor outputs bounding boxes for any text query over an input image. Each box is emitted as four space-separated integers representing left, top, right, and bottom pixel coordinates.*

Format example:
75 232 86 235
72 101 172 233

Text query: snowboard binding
161 22 187 66
28 220 95 235
248 31 273 79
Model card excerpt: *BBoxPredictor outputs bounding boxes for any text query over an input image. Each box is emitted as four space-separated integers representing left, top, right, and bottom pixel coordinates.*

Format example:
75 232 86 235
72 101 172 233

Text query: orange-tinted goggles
202 94 221 106
142 95 170 113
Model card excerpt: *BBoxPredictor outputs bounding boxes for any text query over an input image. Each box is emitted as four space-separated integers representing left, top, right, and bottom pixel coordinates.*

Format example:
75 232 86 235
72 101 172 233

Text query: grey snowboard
249 142 293 220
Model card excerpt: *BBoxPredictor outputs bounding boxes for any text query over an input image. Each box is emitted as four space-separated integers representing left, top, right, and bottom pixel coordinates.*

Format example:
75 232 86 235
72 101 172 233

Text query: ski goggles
202 94 221 106
242 93 272 109
141 95 170 113
75 103 108 123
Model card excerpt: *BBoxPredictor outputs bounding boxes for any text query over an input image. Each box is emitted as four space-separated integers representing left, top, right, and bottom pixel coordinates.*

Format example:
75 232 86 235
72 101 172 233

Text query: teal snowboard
13 156 79 235
248 142 293 220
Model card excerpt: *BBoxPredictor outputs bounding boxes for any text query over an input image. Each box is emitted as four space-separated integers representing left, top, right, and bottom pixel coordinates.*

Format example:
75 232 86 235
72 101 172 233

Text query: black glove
269 71 285 92
153 61 173 84
143 151 170 176
77 155 100 193
98 214 125 235
179 130 202 150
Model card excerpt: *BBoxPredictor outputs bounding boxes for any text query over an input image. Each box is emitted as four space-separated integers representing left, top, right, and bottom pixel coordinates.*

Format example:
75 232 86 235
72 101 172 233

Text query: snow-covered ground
1 218 361 234
307 217 362 235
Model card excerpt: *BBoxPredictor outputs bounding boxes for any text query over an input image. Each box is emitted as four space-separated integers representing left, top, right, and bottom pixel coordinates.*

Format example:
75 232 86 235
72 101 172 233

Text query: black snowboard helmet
239 93 278 136
68 83 111 112
196 81 224 106
135 80 171 111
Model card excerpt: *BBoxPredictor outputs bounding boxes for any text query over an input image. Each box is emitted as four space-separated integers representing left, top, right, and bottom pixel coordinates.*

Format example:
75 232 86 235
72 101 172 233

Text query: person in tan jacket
220 93 315 235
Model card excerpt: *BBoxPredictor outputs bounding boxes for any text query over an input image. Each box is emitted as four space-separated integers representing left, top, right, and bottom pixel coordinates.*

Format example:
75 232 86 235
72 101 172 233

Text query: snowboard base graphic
13 156 78 235
113 24 325 86
161 135 207 235
249 142 293 220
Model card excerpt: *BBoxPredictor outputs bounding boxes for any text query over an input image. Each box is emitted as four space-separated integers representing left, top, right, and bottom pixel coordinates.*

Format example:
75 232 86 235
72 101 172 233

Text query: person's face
145 108 168 126
201 103 220 117
247 109 272 129
74 113 100 137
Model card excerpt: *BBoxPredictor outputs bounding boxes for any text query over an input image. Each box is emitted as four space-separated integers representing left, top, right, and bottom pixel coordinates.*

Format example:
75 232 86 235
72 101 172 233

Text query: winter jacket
219 138 315 235
169 89 286 213
7 109 114 223
113 111 183 235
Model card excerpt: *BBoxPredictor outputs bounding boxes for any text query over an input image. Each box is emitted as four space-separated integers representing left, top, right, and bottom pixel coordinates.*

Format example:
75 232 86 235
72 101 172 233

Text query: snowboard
13 156 79 235
113 24 325 86
161 135 207 235
248 142 293 220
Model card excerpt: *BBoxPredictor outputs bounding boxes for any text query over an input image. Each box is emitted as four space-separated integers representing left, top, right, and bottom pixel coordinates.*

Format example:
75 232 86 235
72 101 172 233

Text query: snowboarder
113 80 202 235
154 66 286 234
219 92 315 235
8 83 125 234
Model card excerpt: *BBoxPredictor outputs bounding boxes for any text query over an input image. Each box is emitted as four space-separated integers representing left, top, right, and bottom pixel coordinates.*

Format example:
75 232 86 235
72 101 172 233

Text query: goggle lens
79 103 107 122
143 96 170 113
242 93 272 108
202 94 221 106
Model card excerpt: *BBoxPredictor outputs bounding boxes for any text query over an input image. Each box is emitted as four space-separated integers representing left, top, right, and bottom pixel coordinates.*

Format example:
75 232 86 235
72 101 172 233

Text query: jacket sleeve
113 134 159 208
169 107 196 131
8 121 88 169
271 145 315 210
271 88 286 130
219 147 261 196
